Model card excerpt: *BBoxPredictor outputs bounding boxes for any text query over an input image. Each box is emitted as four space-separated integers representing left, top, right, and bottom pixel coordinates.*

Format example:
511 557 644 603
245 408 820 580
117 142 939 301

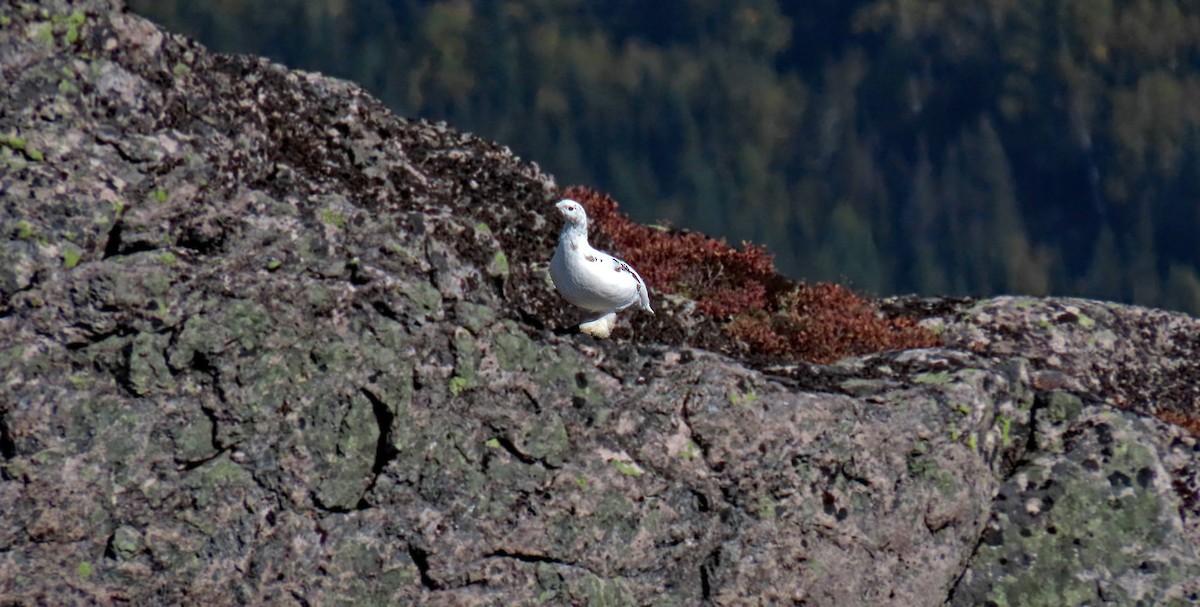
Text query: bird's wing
611 257 653 315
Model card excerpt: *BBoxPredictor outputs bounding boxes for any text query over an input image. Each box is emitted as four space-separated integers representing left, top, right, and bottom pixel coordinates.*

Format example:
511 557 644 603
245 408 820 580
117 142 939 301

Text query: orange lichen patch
1158 410 1200 439
561 186 940 364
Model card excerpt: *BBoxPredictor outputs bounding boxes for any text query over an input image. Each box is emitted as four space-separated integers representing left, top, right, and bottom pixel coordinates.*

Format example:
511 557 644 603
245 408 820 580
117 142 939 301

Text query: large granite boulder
1 1 1197 604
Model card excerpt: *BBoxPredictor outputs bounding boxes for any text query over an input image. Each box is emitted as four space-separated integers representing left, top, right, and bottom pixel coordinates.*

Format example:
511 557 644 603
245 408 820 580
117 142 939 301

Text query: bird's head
555 199 588 228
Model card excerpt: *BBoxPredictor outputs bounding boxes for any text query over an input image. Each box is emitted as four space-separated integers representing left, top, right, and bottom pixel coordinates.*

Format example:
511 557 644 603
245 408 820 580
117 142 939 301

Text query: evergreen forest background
129 0 1200 315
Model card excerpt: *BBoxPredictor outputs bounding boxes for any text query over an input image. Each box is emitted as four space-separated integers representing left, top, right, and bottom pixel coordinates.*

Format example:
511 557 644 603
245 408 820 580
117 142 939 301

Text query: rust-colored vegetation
561 186 941 364
1158 410 1200 439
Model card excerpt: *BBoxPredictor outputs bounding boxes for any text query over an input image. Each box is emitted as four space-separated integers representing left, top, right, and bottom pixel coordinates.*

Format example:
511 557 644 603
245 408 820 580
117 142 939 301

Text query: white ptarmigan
550 199 653 338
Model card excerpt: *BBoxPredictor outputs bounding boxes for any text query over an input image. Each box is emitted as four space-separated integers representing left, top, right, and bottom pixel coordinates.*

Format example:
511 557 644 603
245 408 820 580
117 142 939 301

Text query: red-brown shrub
561 186 778 315
559 186 940 363
1159 410 1200 439
728 283 940 364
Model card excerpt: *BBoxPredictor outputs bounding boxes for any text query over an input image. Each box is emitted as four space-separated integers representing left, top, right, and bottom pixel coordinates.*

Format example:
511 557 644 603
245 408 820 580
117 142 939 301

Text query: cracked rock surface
2 1 1199 605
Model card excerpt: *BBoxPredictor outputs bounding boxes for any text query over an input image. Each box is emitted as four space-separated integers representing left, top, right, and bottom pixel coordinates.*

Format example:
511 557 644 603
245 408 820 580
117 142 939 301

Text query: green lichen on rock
1041 391 1083 425
406 280 442 317
61 243 82 268
181 454 254 512
914 371 954 385
523 411 570 467
127 332 173 395
756 496 776 520
953 409 1200 605
14 219 36 240
995 414 1013 446
493 325 538 372
727 388 758 406
321 208 347 230
678 439 699 460
451 328 480 388
110 526 143 560
315 391 378 510
171 405 215 462
454 300 495 334
0 133 28 151
62 10 85 44
447 375 469 396
488 249 509 277
611 460 643 477
578 574 635 607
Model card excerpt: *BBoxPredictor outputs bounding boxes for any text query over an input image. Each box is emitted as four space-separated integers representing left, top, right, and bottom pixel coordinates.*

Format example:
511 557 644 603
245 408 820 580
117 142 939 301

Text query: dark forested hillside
130 0 1200 314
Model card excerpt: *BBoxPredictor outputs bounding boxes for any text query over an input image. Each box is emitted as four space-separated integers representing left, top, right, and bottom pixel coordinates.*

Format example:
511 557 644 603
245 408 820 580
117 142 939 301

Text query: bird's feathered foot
579 312 617 338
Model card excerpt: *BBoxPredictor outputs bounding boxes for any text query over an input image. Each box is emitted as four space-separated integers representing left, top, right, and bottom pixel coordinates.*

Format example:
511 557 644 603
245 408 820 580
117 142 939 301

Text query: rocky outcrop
1 1 1198 605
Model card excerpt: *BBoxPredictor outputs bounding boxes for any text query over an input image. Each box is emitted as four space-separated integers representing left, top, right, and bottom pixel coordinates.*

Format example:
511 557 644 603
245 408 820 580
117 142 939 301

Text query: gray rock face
2 2 1198 605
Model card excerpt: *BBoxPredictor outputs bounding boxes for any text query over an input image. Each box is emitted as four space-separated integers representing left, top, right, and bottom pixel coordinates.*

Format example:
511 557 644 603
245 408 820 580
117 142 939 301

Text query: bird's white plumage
550 199 653 338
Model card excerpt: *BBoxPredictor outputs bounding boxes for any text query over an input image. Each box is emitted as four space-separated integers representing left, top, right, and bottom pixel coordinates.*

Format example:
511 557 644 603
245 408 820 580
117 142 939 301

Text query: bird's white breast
550 241 642 313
